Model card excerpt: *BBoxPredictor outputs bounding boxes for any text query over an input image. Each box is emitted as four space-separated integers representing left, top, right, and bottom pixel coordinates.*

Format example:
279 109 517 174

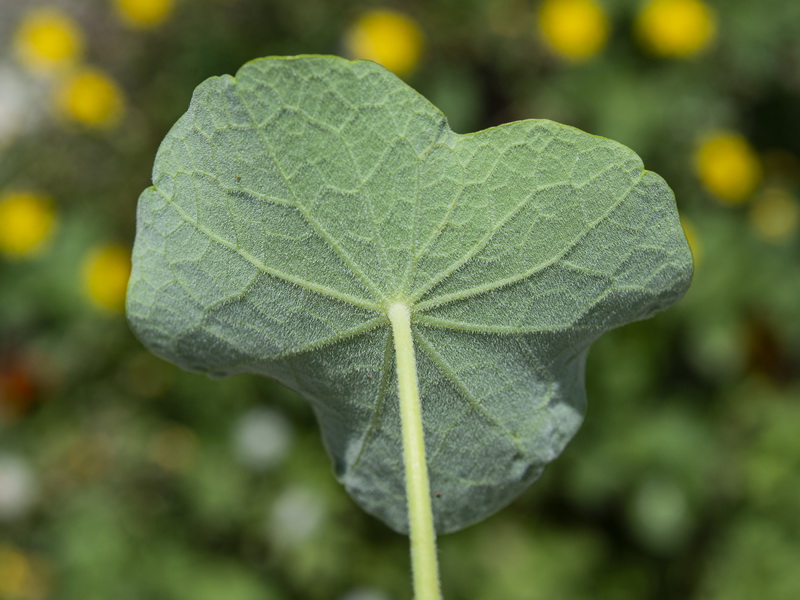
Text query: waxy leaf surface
127 56 693 533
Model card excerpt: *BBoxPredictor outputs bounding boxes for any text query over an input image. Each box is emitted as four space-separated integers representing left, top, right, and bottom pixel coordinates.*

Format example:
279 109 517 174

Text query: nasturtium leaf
127 55 693 534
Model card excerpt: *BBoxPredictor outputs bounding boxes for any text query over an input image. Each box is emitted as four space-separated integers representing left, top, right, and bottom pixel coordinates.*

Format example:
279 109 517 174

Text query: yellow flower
0 191 57 258
13 7 84 73
0 545 33 598
635 0 716 58
114 0 175 29
55 67 125 128
82 244 132 312
537 0 610 62
749 187 799 243
344 10 424 77
680 217 700 267
0 544 50 599
694 132 762 204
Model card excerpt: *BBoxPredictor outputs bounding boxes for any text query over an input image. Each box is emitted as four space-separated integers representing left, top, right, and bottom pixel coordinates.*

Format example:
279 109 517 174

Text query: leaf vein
152 186 381 312
233 81 388 304
413 328 530 458
414 169 647 311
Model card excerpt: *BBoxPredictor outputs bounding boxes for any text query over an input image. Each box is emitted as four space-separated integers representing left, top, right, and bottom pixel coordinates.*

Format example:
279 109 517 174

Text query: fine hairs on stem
388 302 442 600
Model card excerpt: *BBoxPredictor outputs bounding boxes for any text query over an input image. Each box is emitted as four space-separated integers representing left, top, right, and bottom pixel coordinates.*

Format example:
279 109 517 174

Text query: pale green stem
387 302 442 600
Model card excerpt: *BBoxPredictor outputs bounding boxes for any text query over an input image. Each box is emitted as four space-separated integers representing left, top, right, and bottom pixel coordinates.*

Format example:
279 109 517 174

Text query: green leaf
127 55 692 534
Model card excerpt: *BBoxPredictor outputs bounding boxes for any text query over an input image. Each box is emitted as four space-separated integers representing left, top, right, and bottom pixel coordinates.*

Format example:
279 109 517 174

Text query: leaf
126 55 693 534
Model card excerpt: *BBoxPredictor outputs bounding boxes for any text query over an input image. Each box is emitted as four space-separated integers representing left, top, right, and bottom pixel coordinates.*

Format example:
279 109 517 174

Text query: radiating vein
408 181 566 304
413 315 598 334
153 186 382 312
232 80 388 304
272 316 388 360
414 170 646 311
350 327 394 471
414 327 529 458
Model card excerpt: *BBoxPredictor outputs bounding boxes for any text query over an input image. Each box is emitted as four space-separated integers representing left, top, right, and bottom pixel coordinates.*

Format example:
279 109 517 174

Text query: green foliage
3 1 800 598
127 55 692 533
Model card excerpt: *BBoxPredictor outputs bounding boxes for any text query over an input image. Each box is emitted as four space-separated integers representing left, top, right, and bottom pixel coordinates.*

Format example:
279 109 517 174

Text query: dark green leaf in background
127 55 692 533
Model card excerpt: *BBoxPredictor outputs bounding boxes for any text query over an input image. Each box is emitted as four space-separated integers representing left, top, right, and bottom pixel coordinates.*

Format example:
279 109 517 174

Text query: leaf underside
127 55 693 534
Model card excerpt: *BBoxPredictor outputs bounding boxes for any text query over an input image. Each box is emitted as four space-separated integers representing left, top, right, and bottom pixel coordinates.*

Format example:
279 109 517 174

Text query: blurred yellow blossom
680 217 700 267
0 191 56 258
694 132 762 204
55 67 125 128
0 545 32 598
344 10 424 77
13 7 84 74
0 544 49 600
635 0 716 58
114 0 175 29
749 187 799 243
82 244 132 312
537 0 610 62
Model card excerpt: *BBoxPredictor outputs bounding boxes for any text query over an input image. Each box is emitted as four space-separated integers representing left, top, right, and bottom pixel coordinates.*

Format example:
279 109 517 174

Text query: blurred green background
1 0 799 599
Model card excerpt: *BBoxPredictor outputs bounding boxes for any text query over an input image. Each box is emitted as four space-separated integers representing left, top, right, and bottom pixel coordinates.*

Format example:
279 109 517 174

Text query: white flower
233 406 293 471
267 486 326 547
340 588 392 600
0 454 37 521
